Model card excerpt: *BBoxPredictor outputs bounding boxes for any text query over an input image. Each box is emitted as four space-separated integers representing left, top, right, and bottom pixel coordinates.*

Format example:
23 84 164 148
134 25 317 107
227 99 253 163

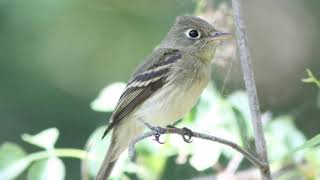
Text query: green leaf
22 128 59 150
0 142 30 180
193 84 225 129
293 134 320 153
317 90 320 109
189 140 223 171
227 91 252 126
302 69 320 88
90 82 126 112
265 116 306 163
227 91 254 149
27 157 65 180
134 142 168 180
183 107 197 123
232 107 250 147
303 147 320 173
0 142 27 170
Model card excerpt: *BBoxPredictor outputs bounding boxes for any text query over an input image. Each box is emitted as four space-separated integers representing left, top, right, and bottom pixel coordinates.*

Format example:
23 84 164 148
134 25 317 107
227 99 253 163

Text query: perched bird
96 16 231 180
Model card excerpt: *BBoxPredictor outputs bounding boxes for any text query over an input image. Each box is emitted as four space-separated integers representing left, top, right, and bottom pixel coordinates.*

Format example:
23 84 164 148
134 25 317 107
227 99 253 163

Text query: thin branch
128 128 268 170
224 153 243 174
231 0 272 179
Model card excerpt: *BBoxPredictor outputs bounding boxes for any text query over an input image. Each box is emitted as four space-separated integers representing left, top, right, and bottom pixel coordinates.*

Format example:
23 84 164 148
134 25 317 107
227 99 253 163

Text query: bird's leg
144 122 166 144
167 125 193 143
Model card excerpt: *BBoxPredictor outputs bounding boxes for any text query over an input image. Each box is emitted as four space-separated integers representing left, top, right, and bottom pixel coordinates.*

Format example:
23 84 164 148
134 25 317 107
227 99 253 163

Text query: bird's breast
134 60 211 127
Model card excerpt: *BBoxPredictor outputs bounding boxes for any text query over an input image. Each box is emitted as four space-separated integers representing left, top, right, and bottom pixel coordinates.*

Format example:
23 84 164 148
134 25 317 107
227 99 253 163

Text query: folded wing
102 49 182 137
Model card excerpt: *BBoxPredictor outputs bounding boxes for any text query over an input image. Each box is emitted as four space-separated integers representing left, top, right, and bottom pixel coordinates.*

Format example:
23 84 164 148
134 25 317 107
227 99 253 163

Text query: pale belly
133 79 208 127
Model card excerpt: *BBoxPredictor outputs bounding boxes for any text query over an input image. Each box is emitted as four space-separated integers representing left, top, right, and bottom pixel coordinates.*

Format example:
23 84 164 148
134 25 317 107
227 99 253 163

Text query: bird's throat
197 48 216 64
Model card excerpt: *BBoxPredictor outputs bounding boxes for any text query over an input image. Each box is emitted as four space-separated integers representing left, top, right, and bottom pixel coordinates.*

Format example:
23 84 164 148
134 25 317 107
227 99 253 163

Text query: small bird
96 16 231 180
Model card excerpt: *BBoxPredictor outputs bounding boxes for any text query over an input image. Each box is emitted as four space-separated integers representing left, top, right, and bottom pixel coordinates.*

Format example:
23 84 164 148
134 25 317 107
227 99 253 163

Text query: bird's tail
95 153 118 180
96 130 122 180
96 121 143 180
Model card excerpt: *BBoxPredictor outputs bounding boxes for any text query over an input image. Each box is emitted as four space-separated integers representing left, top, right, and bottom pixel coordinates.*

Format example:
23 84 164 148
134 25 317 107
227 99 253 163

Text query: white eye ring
185 29 201 39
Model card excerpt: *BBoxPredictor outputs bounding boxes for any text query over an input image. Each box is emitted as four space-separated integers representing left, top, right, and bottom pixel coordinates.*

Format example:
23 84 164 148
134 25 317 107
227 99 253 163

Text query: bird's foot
167 125 193 143
144 122 166 144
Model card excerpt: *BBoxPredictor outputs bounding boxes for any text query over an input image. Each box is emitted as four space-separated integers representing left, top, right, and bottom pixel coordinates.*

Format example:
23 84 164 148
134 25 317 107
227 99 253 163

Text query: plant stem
230 0 272 179
25 148 88 162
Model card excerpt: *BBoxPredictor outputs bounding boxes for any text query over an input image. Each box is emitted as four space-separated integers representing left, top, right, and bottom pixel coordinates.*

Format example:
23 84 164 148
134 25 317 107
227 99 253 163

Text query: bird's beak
208 31 233 42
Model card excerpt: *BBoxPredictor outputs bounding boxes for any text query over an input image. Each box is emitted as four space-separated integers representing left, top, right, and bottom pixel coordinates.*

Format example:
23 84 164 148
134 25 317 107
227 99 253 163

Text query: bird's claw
153 127 166 144
144 122 166 144
181 127 193 143
167 126 193 143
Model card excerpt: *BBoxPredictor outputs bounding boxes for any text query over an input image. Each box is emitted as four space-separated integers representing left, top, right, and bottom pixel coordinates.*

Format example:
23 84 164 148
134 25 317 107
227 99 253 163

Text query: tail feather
96 158 117 180
96 120 143 180
96 131 121 180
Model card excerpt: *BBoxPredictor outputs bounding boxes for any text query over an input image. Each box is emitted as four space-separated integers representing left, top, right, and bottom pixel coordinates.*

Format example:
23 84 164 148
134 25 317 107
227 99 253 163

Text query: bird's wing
102 48 182 137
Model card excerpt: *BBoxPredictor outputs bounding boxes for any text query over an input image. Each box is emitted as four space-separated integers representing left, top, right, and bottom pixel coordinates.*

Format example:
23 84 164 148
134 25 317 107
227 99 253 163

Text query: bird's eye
185 29 201 39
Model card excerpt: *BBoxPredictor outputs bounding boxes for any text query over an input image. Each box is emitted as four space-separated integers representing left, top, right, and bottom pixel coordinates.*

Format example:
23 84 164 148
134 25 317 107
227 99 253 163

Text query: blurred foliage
1 82 320 179
0 128 86 180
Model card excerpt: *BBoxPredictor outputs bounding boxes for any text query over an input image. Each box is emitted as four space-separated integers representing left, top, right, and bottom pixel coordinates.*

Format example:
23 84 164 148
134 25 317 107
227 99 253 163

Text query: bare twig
128 128 268 170
231 0 271 179
224 153 243 174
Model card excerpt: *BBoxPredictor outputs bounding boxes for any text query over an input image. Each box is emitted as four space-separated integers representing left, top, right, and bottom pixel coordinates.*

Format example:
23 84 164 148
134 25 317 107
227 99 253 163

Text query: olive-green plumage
96 16 231 180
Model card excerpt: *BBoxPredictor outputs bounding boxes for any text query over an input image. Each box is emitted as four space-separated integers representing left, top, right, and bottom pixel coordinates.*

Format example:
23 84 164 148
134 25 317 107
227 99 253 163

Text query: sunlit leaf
188 85 240 168
227 91 254 145
183 107 197 123
136 139 167 171
22 128 59 150
91 82 126 112
189 139 222 171
198 84 220 110
27 157 65 180
303 147 320 177
317 90 320 109
134 140 168 180
227 91 252 126
265 116 306 163
293 134 320 153
232 107 250 147
0 142 27 170
194 84 225 128
0 142 30 180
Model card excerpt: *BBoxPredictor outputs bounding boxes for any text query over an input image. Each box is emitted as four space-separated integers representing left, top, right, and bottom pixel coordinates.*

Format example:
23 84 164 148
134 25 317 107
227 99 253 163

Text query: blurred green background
1 0 320 179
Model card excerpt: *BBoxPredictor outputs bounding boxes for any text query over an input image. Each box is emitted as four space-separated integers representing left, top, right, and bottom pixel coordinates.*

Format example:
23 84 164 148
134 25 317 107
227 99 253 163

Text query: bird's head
160 16 232 62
